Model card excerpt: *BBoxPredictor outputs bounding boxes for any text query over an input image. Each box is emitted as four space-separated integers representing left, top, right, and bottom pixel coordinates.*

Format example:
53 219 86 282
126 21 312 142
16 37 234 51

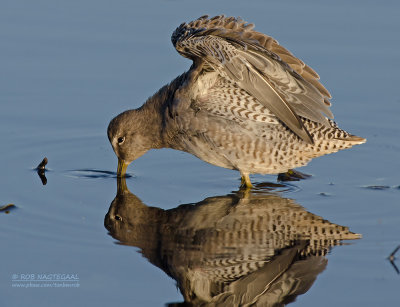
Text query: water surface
1 0 399 306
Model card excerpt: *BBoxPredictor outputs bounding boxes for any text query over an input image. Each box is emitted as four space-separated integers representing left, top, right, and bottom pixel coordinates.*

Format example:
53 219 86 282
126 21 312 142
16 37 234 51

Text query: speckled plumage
107 15 365 183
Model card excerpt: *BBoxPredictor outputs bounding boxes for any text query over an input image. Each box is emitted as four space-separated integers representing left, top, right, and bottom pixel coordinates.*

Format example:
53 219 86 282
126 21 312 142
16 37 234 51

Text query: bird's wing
171 15 333 144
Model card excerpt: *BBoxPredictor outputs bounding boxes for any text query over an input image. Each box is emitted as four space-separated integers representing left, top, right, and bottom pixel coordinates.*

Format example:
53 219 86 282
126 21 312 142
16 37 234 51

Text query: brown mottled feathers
171 15 334 144
107 15 366 183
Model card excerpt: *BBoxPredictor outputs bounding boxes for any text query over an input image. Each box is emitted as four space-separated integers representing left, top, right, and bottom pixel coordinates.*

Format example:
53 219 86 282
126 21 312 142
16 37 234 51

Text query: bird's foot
278 169 311 181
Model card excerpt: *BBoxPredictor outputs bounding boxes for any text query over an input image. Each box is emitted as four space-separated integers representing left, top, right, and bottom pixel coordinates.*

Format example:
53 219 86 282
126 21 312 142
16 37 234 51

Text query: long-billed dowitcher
107 15 365 187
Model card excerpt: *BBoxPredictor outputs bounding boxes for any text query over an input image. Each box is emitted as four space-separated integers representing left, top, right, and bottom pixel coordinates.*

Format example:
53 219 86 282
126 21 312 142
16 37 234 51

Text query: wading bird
107 15 365 188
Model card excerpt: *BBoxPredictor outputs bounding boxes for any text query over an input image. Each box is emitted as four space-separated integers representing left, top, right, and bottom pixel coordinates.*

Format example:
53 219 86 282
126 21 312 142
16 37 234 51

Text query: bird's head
107 110 151 177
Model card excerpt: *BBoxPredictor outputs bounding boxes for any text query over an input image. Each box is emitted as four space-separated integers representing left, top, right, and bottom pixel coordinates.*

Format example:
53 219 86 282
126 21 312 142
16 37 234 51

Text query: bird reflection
105 178 360 306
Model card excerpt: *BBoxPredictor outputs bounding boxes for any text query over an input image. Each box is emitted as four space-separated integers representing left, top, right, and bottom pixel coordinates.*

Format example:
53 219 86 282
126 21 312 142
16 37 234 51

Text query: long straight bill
117 158 128 177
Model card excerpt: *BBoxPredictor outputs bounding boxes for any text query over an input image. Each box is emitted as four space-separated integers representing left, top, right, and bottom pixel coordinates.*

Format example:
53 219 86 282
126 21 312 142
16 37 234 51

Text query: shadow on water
104 178 360 306
66 169 133 179
34 168 134 185
34 168 133 182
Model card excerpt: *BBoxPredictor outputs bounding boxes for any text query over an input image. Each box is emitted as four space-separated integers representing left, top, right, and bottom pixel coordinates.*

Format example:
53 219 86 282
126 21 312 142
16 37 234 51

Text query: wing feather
172 15 334 143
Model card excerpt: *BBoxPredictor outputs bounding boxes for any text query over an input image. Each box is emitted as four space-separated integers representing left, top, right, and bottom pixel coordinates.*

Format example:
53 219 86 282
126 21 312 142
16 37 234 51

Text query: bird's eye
117 136 125 145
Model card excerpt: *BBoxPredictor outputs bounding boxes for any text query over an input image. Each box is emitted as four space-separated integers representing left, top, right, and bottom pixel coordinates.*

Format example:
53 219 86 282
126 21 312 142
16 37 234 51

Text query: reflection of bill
105 178 360 306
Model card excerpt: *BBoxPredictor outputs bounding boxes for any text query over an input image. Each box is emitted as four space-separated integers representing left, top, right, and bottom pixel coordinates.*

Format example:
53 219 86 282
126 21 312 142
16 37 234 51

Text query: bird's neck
139 73 187 149
136 103 165 149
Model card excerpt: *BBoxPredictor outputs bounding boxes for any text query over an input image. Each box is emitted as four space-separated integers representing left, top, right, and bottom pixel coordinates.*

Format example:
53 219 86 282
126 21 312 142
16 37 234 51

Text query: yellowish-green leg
240 173 253 189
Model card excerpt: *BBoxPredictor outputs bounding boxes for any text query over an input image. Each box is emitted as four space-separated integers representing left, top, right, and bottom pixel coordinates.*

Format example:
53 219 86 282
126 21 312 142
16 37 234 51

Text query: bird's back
165 73 365 174
161 15 366 175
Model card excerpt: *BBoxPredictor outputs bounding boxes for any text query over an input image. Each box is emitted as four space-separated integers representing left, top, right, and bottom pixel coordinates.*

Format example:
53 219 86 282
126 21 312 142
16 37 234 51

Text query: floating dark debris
36 157 48 170
319 192 331 197
388 245 400 274
364 185 391 190
36 157 48 185
0 203 16 214
389 245 400 262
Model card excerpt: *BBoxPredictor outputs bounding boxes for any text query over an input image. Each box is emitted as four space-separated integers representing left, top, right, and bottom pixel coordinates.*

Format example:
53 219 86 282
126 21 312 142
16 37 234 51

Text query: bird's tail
298 118 364 159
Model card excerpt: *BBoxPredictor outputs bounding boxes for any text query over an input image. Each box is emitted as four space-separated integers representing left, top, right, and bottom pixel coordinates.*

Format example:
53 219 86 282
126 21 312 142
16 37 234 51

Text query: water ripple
66 169 133 179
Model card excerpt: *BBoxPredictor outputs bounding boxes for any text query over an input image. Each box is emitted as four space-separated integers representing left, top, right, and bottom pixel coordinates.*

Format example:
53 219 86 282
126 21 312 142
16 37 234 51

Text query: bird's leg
240 173 253 189
277 169 311 181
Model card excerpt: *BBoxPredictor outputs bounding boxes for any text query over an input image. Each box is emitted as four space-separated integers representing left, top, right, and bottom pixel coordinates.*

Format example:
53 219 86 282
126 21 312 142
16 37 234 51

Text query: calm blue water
1 0 399 306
